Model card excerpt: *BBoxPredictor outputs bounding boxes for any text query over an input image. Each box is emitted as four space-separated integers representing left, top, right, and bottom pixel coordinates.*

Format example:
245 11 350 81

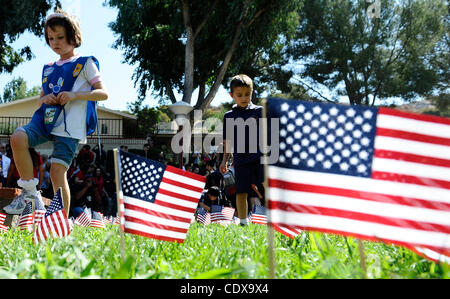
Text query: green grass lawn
0 223 448 279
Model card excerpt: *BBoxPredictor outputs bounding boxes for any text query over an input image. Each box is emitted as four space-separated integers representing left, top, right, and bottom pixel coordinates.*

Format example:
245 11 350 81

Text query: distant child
198 186 222 212
3 9 108 215
220 74 264 226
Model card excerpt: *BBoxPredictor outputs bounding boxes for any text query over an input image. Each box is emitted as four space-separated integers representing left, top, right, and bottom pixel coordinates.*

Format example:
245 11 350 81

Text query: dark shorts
17 120 79 169
234 161 264 194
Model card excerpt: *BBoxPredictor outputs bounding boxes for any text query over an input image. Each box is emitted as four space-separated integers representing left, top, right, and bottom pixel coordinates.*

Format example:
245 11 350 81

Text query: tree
107 0 300 112
2 77 40 103
288 0 448 106
428 93 450 116
127 100 171 138
0 0 58 74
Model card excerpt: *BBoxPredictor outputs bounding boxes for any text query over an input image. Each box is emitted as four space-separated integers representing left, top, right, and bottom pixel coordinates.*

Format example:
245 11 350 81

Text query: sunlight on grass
0 223 447 278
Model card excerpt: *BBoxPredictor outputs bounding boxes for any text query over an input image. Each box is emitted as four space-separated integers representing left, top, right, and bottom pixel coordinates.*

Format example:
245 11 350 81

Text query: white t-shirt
50 54 102 144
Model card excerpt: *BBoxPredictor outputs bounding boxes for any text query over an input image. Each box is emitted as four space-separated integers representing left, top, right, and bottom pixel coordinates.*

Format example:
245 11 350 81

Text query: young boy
220 74 264 226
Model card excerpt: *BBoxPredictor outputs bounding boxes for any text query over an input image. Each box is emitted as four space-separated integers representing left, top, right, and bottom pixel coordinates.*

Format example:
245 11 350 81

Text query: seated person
198 186 222 213
69 173 101 218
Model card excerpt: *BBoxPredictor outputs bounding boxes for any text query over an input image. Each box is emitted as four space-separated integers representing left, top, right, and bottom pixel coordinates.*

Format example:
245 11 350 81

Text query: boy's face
47 25 75 58
230 86 252 109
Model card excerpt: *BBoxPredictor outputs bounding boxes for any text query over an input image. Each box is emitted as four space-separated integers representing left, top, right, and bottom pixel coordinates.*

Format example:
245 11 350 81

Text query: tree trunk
181 0 194 104
195 0 252 112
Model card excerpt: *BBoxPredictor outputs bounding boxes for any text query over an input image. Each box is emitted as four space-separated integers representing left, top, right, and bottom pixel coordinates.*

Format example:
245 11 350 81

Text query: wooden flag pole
358 239 368 278
113 148 126 261
261 99 276 279
32 192 36 236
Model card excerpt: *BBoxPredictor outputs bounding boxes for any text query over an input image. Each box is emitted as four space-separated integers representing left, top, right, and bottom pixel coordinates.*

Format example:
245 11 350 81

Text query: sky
0 0 232 112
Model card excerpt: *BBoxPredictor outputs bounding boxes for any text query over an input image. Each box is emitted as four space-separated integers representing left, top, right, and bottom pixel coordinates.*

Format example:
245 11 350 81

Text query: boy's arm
220 139 232 174
57 81 108 105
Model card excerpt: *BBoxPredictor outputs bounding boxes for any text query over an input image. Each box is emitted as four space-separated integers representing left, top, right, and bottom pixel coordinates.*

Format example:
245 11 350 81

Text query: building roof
0 95 137 119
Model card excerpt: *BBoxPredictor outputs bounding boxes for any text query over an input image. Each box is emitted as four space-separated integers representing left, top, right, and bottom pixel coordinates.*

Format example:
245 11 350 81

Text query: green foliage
0 0 57 74
289 0 448 105
0 224 447 278
2 77 40 103
127 100 171 138
107 0 300 110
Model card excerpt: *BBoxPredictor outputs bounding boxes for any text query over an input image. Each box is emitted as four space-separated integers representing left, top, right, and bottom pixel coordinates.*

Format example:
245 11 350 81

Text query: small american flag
18 199 46 232
117 150 206 243
266 98 450 262
250 206 302 238
196 208 211 226
210 205 235 225
90 211 105 229
102 215 114 224
34 189 72 243
74 207 91 227
0 213 7 234
251 205 268 225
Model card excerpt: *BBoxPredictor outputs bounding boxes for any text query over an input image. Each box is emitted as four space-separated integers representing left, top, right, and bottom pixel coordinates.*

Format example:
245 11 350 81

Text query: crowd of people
1 138 263 222
0 141 116 218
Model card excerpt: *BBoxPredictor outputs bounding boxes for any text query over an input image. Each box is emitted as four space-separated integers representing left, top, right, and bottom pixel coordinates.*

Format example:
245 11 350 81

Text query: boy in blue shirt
220 74 264 226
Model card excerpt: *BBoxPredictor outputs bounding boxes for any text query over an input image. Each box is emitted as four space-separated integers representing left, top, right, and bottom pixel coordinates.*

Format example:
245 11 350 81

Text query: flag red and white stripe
17 210 46 232
0 213 7 233
0 213 7 234
118 150 206 243
74 208 91 227
251 213 267 225
0 213 6 224
267 99 450 262
34 189 72 243
272 224 302 239
90 214 105 229
210 206 235 225
197 210 211 226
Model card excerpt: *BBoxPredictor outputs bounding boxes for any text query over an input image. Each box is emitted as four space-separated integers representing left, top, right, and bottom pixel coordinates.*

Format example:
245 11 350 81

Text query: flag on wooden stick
34 188 72 243
210 205 235 225
196 208 211 226
74 207 92 227
266 98 450 262
90 211 105 229
18 198 46 232
116 150 206 243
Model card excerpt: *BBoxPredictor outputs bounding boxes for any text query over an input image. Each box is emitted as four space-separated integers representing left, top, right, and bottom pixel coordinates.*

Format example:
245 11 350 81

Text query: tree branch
194 0 219 38
196 0 252 111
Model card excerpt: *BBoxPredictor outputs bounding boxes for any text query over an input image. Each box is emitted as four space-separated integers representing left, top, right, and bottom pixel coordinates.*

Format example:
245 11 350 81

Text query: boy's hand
57 91 76 105
39 94 58 106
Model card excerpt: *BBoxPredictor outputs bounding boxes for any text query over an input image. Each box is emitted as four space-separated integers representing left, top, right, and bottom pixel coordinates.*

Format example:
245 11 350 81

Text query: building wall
0 97 142 157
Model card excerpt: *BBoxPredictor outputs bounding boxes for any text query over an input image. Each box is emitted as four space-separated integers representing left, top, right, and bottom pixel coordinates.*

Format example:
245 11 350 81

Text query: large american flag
34 189 72 243
266 98 450 263
117 150 206 243
18 198 46 232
